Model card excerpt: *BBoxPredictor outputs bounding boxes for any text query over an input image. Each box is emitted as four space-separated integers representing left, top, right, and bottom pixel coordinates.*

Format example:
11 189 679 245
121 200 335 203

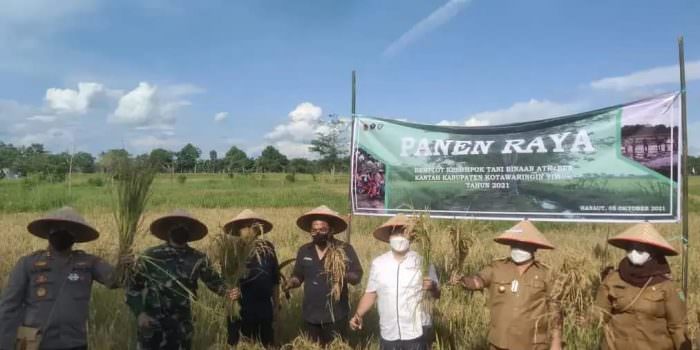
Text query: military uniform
0 249 117 350
126 243 227 350
461 258 560 350
595 270 688 350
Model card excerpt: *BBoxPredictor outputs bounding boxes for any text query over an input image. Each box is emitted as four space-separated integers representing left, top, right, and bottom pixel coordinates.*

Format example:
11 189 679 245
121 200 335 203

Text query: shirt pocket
66 267 93 300
490 279 512 306
637 290 666 318
526 279 547 300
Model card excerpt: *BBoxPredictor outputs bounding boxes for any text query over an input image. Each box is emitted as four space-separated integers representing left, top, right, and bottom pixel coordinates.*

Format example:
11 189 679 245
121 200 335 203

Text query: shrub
285 173 296 183
87 177 105 187
177 175 187 184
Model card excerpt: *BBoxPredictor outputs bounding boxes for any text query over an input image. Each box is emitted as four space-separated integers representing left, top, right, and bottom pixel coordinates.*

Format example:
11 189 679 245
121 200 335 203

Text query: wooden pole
678 36 689 296
347 70 357 244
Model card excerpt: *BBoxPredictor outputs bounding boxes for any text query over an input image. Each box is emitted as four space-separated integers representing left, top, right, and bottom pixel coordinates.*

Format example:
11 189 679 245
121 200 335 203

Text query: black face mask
169 227 190 245
312 234 329 247
49 230 75 252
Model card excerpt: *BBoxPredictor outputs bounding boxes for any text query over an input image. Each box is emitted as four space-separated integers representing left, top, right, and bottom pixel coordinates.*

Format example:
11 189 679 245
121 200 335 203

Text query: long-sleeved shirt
292 239 363 324
595 270 691 350
126 243 227 320
0 249 117 350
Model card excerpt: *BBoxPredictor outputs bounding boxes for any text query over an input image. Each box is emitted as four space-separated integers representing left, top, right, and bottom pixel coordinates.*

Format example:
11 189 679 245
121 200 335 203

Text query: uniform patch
35 274 48 284
76 261 90 267
68 272 80 282
36 287 47 298
33 260 48 268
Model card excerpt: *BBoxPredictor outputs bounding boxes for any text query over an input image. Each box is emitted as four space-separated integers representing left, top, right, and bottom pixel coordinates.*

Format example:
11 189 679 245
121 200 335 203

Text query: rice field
0 173 698 349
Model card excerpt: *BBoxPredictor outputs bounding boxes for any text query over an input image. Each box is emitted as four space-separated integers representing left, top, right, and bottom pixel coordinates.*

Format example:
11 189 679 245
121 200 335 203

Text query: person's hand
422 277 436 291
448 272 463 286
349 314 363 331
118 249 135 266
137 312 156 329
283 277 300 292
549 342 562 350
228 288 241 301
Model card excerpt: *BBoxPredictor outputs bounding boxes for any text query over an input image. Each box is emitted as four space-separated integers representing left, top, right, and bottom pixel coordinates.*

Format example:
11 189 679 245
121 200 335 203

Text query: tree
149 148 175 172
209 150 219 173
176 143 201 173
256 146 289 172
0 142 19 170
99 149 130 173
310 114 350 174
289 158 315 174
224 146 252 173
72 152 96 173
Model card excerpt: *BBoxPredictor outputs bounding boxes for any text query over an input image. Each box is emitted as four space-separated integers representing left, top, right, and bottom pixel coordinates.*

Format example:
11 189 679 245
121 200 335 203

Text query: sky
0 0 699 159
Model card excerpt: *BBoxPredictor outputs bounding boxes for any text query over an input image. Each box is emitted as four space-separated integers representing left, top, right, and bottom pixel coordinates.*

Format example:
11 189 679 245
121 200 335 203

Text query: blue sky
0 0 698 158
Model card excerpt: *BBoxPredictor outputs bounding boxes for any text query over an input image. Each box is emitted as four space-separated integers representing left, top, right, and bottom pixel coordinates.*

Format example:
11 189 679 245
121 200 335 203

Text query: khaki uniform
595 271 690 350
466 258 560 350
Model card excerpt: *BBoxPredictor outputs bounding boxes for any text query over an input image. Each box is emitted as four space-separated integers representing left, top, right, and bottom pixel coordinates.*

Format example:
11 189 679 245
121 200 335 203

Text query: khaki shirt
467 258 560 350
0 249 117 350
595 271 690 350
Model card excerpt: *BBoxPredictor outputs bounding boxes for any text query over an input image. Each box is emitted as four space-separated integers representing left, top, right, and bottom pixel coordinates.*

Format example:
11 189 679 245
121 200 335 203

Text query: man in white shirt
349 214 440 350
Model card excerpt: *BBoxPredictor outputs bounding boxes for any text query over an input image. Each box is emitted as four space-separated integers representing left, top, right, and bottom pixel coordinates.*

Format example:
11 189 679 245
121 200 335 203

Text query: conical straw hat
608 222 677 256
493 220 554 250
296 205 347 234
27 207 100 243
150 209 208 242
223 209 273 236
373 214 413 242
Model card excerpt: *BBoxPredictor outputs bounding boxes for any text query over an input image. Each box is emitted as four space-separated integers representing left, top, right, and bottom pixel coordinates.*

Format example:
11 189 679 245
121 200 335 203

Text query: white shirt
365 250 439 341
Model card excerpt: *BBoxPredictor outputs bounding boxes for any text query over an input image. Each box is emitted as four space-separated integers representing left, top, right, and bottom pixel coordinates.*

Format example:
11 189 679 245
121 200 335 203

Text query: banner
351 93 682 222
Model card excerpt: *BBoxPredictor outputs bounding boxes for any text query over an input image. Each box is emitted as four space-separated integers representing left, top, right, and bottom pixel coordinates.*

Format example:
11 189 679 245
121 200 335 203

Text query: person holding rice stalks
0 207 132 350
448 220 563 350
594 222 691 350
125 210 235 350
222 209 280 348
283 205 363 346
349 214 440 350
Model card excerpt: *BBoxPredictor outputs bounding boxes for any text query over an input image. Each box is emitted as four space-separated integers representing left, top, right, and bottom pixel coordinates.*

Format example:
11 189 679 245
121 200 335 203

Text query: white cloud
383 0 471 57
467 99 581 125
27 115 57 123
128 135 179 149
265 102 323 142
110 82 193 128
14 127 74 147
272 140 314 159
0 0 99 25
45 82 105 115
214 112 229 122
161 83 206 98
590 60 700 91
437 117 489 127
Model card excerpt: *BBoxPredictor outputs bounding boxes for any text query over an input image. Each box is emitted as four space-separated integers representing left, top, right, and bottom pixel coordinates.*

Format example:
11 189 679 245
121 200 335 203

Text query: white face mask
627 249 651 266
389 236 410 253
510 247 533 264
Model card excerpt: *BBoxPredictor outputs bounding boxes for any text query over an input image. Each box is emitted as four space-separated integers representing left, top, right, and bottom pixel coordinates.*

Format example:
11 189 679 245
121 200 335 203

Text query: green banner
351 93 681 222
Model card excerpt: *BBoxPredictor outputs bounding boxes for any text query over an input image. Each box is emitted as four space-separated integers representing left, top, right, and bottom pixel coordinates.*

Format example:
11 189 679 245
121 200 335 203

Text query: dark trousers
45 347 88 350
304 320 347 346
380 336 427 350
227 317 274 347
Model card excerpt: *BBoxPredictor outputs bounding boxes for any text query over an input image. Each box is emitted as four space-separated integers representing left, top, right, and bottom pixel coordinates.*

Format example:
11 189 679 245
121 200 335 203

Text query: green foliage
224 146 253 173
177 174 187 184
87 177 105 187
285 172 296 182
176 143 202 172
256 146 288 172
72 152 96 173
149 148 175 171
99 149 130 173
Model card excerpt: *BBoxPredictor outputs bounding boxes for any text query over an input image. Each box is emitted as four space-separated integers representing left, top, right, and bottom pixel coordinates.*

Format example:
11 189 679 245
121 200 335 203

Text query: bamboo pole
678 36 689 296
347 70 357 244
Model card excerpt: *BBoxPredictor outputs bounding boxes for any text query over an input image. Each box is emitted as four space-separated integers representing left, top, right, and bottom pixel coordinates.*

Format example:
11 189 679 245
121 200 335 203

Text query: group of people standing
0 205 693 350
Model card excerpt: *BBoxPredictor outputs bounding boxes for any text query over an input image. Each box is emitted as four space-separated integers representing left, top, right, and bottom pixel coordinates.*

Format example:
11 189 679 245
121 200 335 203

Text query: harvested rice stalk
112 158 156 285
324 241 347 302
277 258 296 301
446 224 473 279
408 213 432 275
214 223 272 319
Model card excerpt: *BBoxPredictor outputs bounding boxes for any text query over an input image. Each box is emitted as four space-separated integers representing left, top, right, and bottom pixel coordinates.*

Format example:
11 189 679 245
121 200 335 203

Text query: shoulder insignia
33 260 49 268
494 256 509 262
30 250 47 256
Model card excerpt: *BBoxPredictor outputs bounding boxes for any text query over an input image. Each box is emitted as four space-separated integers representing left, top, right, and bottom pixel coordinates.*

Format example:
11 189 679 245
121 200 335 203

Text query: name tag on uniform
511 280 519 293
303 257 312 261
68 272 80 282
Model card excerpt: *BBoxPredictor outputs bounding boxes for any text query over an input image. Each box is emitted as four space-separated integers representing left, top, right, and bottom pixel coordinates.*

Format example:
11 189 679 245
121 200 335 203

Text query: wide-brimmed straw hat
494 220 555 250
223 209 273 236
150 209 208 242
608 222 678 256
296 205 348 234
27 207 100 243
373 214 413 243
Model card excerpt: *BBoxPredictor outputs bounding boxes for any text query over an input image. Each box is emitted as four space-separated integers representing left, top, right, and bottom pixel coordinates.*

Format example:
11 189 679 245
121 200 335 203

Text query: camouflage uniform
126 243 227 350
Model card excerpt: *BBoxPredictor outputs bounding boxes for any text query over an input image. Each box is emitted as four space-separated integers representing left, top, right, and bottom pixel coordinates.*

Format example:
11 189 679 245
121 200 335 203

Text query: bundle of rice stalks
324 241 348 302
445 224 475 282
112 157 156 285
407 213 432 274
550 254 598 326
214 223 273 319
277 258 296 301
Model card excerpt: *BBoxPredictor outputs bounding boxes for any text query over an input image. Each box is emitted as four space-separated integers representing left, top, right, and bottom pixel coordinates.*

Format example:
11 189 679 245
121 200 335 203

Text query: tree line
0 140 349 182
